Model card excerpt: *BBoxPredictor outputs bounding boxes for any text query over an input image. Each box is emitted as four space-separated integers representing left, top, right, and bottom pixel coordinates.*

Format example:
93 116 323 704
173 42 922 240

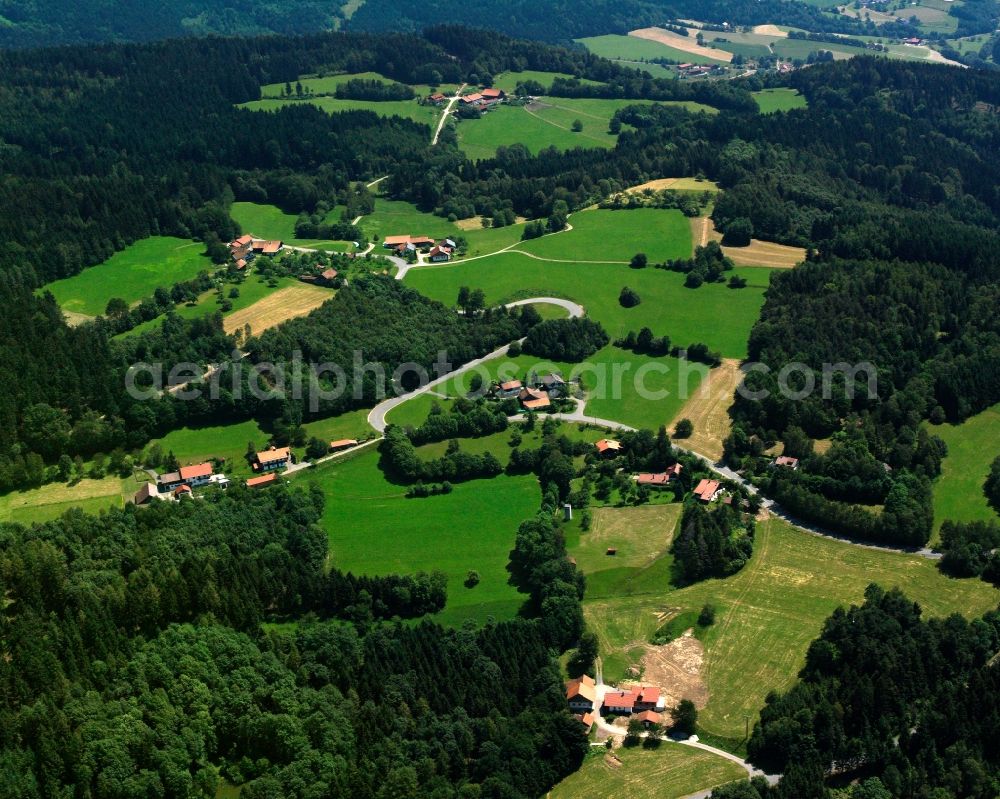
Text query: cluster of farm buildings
228 234 283 270
383 234 456 262
132 440 362 505
427 87 507 109
491 371 570 411
565 675 667 732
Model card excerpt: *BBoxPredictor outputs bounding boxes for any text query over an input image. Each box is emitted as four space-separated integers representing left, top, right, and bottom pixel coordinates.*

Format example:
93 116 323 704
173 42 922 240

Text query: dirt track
629 27 733 63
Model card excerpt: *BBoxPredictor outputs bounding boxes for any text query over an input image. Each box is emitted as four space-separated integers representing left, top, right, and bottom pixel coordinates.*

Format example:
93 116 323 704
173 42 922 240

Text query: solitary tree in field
571 119 583 132
674 418 694 438
105 297 128 318
630 252 648 269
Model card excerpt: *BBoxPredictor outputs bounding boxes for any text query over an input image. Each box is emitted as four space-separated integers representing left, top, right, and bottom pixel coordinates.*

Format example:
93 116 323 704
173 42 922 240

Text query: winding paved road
367 298 583 432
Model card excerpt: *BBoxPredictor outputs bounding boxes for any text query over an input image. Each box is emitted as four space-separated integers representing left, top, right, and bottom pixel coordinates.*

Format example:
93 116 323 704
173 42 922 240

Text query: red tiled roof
320 268 338 280
246 473 277 488
384 235 411 246
636 686 660 705
462 93 483 103
565 675 597 703
500 379 523 391
636 473 671 486
693 478 721 501
255 446 291 465
595 439 622 454
604 690 638 710
134 483 156 504
261 240 282 254
481 88 503 98
522 396 551 410
637 710 661 724
173 484 192 496
775 455 799 467
330 439 358 449
235 259 247 270
179 462 212 481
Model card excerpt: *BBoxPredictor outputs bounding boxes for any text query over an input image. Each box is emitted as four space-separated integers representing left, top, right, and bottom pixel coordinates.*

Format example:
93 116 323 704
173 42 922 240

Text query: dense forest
0 0 932 49
0 484 589 798
739 585 1000 799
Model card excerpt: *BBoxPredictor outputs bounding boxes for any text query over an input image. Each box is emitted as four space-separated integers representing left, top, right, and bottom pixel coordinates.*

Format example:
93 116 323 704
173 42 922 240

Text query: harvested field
692 216 804 268
633 629 708 711
625 177 720 194
629 27 733 62
752 24 787 37
669 358 743 462
223 284 332 336
453 215 526 231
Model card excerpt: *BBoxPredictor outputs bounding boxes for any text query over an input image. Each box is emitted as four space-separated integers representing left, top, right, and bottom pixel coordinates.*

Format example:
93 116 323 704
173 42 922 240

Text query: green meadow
752 88 808 113
456 97 717 162
259 71 460 99
230 202 355 250
930 403 1000 540
42 237 213 317
518 207 693 262
577 33 720 65
146 419 272 480
300 446 540 625
405 210 770 361
0 475 134 525
582 514 1000 740
490 70 602 93
550 745 746 799
239 95 440 128
361 198 525 256
118 275 306 339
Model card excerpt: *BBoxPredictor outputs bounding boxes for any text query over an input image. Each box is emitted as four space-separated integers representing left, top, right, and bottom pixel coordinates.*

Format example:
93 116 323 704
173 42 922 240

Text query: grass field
145 419 273 480
222 283 333 336
549 745 746 799
0 475 134 525
259 71 459 99
42 237 213 317
119 275 306 339
519 208 692 263
930 403 1000 540
566 504 683 599
406 210 770 361
239 95 441 129
752 88 808 113
583 514 1000 739
491 70 601 93
362 198 527 256
771 38 857 60
578 33 721 65
407 250 768 359
230 202 355 250
301 446 540 625
456 97 717 162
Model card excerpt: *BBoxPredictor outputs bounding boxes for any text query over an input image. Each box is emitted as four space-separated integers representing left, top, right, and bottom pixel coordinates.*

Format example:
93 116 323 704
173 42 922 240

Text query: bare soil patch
629 27 733 63
454 215 526 231
223 284 332 336
62 310 95 327
632 630 708 711
668 358 743 462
